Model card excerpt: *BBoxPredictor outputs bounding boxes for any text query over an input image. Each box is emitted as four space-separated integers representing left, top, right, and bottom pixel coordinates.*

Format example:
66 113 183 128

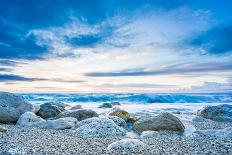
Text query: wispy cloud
0 74 46 82
85 62 232 77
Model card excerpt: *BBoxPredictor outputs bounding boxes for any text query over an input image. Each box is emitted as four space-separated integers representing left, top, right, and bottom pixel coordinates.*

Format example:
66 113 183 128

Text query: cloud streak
85 63 232 77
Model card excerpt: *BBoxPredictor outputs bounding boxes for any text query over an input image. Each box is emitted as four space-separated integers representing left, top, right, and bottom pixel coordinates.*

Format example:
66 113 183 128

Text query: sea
19 93 232 114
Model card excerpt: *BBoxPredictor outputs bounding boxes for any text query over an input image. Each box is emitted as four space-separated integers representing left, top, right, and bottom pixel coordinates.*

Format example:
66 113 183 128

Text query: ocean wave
19 93 232 104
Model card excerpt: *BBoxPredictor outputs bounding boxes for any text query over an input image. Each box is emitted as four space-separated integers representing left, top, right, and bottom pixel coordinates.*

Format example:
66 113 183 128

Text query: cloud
51 79 86 83
0 21 49 60
0 68 12 72
98 83 176 88
85 62 232 77
0 74 86 83
188 24 232 54
190 82 232 92
0 74 46 82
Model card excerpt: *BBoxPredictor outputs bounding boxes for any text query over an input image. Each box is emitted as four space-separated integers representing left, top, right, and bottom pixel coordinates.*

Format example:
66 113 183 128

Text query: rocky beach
1 92 232 155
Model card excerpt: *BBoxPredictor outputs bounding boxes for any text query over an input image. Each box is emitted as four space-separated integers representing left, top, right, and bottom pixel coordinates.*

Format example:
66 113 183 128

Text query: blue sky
0 0 231 93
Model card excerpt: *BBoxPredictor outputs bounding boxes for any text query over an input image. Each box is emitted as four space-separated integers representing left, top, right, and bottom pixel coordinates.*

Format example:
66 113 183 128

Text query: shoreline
1 92 232 154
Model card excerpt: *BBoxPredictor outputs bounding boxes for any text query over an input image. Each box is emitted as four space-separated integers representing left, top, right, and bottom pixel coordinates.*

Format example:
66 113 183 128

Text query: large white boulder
17 112 77 130
73 117 127 138
0 92 34 123
34 117 77 130
107 138 147 153
17 112 45 127
132 112 185 134
197 104 232 122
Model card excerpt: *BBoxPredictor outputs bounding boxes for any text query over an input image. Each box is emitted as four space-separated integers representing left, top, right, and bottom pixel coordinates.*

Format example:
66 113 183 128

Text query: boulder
98 103 112 108
70 105 82 110
0 92 34 123
17 112 45 127
46 102 66 111
56 109 98 121
197 104 232 122
108 108 129 121
132 112 185 134
110 102 121 106
37 102 62 119
0 125 7 132
33 117 77 130
108 116 126 127
17 112 77 130
73 117 126 138
107 138 146 153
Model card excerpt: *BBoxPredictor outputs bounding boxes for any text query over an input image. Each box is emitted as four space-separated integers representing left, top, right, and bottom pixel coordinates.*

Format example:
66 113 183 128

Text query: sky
0 0 232 93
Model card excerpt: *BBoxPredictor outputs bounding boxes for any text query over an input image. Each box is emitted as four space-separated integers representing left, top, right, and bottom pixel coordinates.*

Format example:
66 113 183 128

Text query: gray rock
37 102 62 119
56 109 98 121
0 92 34 123
107 138 146 153
98 103 112 108
108 108 129 121
17 112 77 130
110 102 121 106
46 102 66 111
34 117 77 130
73 117 126 138
108 116 126 127
0 125 7 132
17 112 45 127
132 112 185 134
197 104 232 122
70 104 82 110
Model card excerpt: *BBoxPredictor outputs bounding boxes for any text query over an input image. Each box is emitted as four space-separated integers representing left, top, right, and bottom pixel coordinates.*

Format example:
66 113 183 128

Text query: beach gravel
1 123 232 155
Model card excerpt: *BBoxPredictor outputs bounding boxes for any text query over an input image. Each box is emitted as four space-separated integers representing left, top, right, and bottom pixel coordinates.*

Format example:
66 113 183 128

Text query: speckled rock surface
108 116 126 127
73 117 127 138
17 112 45 127
107 138 147 153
